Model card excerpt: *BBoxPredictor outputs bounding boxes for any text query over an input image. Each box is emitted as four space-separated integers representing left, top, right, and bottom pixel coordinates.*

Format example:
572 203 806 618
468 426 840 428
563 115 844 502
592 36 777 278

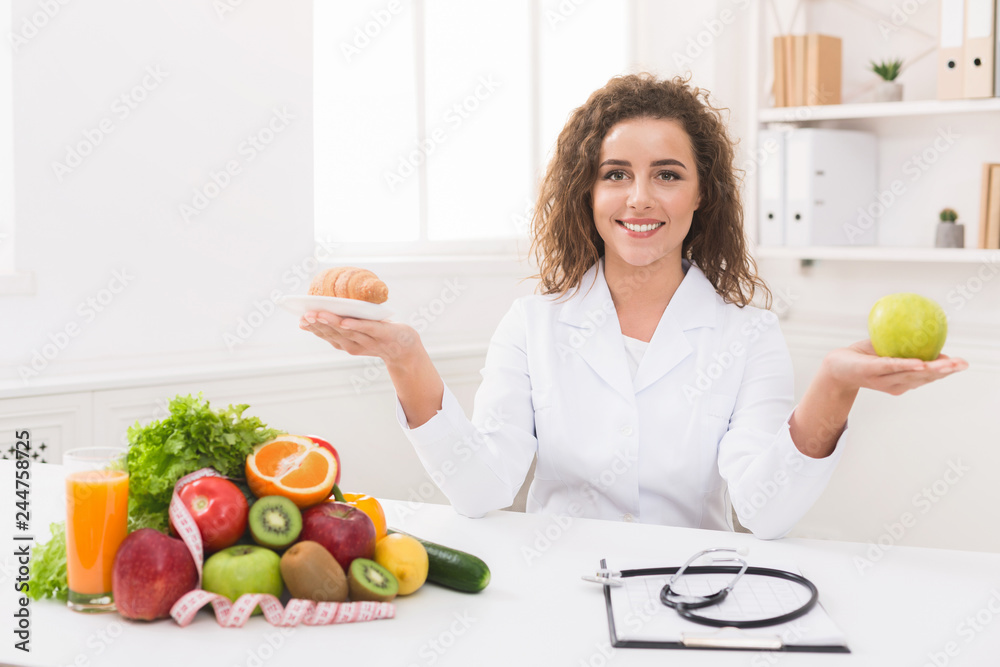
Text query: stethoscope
584 547 819 629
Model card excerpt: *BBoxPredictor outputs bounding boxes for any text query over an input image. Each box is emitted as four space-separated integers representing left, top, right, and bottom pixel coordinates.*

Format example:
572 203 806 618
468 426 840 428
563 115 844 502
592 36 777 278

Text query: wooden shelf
754 246 1000 263
758 97 1000 123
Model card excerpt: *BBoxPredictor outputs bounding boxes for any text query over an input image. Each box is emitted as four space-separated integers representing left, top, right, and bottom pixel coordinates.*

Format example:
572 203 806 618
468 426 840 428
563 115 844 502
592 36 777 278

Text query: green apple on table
202 545 283 615
868 292 948 361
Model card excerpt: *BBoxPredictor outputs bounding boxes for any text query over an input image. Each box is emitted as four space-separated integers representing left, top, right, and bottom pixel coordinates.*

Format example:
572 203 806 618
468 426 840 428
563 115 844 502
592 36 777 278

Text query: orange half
246 435 338 508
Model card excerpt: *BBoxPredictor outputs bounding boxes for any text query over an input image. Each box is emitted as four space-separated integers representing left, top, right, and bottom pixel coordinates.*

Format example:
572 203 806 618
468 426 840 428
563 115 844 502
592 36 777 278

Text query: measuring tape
167 468 395 628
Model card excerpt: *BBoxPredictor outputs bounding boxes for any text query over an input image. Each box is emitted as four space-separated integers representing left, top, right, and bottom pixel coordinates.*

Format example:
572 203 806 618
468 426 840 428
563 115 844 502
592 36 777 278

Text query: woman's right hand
300 311 444 427
298 311 421 365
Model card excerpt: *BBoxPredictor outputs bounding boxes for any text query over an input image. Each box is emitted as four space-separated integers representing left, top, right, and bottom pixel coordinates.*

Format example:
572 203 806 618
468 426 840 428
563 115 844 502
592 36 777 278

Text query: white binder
939 0 966 99
757 129 787 246
963 0 997 98
783 129 878 247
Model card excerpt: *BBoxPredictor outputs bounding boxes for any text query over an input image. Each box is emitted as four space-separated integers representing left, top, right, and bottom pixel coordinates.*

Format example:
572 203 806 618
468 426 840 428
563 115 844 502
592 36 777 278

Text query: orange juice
65 470 129 596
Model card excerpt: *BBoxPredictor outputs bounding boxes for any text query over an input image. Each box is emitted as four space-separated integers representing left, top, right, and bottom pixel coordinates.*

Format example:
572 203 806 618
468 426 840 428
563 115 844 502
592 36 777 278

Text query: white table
3 460 999 667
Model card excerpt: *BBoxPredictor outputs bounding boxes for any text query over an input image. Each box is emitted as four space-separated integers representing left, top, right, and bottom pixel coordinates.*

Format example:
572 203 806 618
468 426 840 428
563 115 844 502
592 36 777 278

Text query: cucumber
387 529 490 593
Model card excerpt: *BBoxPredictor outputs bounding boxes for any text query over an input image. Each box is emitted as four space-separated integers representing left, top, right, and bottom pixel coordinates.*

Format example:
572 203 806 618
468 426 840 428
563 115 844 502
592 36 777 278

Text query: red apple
169 476 248 552
112 528 199 621
299 502 375 572
306 435 341 485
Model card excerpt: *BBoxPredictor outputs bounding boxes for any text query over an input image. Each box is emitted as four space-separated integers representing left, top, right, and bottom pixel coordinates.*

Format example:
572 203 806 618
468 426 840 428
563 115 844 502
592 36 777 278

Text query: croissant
308 267 389 304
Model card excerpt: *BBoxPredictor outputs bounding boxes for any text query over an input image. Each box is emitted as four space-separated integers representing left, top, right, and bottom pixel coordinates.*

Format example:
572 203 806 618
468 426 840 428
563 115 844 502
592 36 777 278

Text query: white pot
874 81 903 103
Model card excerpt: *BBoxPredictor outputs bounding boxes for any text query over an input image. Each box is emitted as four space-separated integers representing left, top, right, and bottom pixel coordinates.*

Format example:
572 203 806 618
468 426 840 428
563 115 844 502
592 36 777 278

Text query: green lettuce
25 523 69 601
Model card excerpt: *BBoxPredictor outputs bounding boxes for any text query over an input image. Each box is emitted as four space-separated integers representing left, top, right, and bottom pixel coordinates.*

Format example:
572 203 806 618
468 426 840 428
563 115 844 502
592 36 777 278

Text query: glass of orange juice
64 447 129 613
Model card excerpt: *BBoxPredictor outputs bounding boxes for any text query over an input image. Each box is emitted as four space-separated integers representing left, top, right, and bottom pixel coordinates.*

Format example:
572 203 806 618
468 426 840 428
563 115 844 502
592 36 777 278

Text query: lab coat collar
557 258 719 398
634 259 719 393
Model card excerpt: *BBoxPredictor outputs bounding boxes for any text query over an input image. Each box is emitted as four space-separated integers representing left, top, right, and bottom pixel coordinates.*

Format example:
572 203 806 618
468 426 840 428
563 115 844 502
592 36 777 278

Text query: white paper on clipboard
606 559 848 647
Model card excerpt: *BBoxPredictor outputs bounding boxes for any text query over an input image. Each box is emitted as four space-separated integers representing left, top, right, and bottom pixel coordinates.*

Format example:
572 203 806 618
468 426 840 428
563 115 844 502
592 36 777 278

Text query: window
314 0 630 257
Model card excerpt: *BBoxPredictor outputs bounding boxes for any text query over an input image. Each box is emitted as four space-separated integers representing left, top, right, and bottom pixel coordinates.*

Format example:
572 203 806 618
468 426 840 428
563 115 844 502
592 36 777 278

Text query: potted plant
870 58 904 102
935 207 964 248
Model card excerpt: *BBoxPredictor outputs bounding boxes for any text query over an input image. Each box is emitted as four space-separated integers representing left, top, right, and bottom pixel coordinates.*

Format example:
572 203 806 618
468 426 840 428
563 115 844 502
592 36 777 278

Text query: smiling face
591 117 701 274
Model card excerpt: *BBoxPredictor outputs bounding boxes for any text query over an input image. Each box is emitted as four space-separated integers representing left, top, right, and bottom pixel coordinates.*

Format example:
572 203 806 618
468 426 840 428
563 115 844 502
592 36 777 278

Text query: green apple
202 545 283 615
868 292 948 361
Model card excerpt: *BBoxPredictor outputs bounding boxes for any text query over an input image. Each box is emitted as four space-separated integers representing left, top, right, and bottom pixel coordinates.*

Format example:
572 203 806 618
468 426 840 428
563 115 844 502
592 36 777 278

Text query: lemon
375 534 428 596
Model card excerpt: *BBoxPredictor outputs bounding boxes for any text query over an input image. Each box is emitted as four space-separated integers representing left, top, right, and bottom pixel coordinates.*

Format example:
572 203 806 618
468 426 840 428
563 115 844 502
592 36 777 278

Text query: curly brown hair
530 73 770 308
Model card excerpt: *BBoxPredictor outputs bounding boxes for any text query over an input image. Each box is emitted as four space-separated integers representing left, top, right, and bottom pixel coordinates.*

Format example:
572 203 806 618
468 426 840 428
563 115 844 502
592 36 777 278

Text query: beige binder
805 34 842 106
988 164 1000 249
978 163 995 249
792 35 807 106
774 36 787 107
783 35 795 106
963 0 997 98
939 0 966 99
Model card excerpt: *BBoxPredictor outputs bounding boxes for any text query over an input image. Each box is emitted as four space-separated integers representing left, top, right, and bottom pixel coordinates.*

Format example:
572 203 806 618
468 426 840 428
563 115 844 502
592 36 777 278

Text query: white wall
4 0 311 380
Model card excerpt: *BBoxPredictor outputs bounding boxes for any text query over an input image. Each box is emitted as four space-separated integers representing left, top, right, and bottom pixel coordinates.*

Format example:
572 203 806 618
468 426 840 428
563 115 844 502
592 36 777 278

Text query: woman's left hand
822 339 969 396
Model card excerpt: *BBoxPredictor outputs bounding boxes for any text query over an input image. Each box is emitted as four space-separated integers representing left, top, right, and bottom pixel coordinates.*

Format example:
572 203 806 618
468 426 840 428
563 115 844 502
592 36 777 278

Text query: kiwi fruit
280 540 348 602
248 495 302 549
348 558 398 602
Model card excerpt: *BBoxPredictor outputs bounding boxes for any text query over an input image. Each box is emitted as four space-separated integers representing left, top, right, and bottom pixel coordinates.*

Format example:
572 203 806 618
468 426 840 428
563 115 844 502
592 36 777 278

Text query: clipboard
598 558 851 653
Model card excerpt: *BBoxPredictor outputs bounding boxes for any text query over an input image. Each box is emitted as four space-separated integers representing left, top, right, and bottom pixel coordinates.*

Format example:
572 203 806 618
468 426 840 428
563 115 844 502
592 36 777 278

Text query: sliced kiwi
248 495 302 549
348 558 398 602
281 541 348 602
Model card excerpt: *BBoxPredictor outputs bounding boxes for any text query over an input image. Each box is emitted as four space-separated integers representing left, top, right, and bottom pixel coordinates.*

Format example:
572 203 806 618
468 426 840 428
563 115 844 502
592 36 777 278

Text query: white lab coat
396 260 846 539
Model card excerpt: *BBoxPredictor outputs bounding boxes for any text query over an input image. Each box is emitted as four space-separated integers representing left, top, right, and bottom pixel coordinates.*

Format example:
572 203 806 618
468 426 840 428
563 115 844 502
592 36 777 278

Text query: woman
300 74 966 539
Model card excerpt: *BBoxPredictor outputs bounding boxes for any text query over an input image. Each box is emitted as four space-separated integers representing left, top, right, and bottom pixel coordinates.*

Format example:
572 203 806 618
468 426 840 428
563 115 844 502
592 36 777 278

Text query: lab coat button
623 513 636 523
620 425 633 436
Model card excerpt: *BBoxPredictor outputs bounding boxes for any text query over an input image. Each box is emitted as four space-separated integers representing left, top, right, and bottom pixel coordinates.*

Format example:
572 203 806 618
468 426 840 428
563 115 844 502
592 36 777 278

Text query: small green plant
870 58 904 81
939 208 958 223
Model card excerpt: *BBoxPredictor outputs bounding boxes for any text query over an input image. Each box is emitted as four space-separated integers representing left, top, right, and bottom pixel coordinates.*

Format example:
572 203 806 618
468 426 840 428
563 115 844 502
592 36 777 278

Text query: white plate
277 295 394 321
